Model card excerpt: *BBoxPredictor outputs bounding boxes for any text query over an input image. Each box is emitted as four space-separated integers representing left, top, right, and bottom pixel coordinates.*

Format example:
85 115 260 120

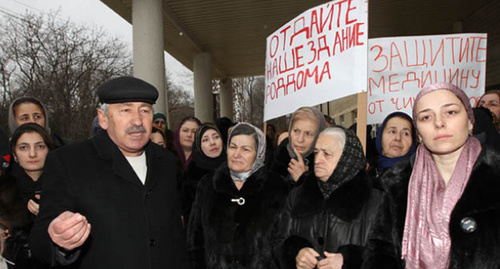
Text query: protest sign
264 0 368 121
367 33 487 124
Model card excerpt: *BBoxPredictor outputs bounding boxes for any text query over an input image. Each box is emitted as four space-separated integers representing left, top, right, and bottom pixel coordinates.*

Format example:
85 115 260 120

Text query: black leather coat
274 169 382 269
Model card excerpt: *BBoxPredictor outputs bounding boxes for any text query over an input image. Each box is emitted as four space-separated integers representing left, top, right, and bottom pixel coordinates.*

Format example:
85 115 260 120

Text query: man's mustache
126 126 147 134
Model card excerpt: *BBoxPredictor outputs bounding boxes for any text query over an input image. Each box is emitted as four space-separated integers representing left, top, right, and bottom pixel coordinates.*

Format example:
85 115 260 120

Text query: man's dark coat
29 131 188 268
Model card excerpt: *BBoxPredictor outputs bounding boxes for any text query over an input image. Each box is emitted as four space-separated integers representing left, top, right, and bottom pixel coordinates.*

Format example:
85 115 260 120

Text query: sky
0 0 194 92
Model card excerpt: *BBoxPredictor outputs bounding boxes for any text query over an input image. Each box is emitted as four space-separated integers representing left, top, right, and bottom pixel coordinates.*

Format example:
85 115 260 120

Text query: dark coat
274 170 382 269
362 147 500 269
0 172 35 269
9 162 40 209
182 160 221 225
186 164 289 269
51 133 73 148
267 138 314 186
29 131 188 269
5 163 46 269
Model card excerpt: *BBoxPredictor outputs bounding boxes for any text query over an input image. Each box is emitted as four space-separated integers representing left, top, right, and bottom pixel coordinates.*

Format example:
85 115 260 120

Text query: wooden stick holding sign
356 91 367 154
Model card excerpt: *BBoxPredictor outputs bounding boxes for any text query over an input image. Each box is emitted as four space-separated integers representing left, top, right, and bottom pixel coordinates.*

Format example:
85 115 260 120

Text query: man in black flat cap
29 76 188 268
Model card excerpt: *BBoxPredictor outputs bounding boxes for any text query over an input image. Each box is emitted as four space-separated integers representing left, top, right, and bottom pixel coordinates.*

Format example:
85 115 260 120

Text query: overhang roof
101 0 499 84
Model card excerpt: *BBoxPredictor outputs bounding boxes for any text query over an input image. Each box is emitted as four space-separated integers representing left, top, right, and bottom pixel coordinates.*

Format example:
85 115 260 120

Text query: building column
132 0 169 126
219 78 233 120
193 53 213 122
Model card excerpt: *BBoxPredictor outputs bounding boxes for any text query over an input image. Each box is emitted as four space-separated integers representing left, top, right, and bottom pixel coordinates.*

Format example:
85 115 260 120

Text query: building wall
462 0 500 87
317 93 358 128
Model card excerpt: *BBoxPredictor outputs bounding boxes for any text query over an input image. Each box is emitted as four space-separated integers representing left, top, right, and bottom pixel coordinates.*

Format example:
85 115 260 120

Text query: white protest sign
264 0 368 121
367 33 487 124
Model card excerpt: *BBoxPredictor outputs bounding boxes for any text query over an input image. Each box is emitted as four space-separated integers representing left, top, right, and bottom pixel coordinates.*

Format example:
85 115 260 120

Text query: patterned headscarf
317 127 366 198
227 123 266 182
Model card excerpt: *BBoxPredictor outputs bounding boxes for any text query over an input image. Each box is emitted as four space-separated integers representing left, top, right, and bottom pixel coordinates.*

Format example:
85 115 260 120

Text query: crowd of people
0 76 499 269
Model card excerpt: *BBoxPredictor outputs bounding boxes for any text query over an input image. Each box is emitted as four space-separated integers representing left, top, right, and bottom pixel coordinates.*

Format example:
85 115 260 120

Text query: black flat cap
97 76 159 104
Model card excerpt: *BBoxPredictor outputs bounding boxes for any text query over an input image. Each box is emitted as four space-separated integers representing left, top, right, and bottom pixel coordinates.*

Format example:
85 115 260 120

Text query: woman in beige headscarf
268 107 326 185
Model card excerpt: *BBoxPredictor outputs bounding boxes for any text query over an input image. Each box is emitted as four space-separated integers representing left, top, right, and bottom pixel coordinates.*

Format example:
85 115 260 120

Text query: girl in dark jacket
183 123 226 225
363 83 500 269
187 123 289 268
6 123 56 268
274 127 382 269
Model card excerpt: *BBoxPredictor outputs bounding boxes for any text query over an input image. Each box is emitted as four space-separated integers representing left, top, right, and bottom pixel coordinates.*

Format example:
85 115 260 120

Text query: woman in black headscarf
183 124 226 225
187 123 289 268
274 127 382 269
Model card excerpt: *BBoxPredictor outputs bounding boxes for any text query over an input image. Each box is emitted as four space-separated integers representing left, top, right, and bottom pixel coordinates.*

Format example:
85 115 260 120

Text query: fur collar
380 147 500 219
291 169 372 221
212 163 268 197
452 147 500 216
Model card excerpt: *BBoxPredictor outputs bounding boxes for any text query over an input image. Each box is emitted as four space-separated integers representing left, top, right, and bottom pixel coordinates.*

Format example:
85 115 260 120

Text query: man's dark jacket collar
92 131 169 190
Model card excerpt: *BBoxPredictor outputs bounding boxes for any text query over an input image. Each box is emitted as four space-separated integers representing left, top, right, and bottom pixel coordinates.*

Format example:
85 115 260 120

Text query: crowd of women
0 83 499 268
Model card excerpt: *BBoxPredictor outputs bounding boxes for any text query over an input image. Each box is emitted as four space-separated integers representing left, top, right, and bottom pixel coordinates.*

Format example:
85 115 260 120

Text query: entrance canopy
102 0 498 85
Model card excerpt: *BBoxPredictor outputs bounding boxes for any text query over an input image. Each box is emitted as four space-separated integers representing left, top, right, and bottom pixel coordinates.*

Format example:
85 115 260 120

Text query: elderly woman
269 107 326 184
183 124 226 224
374 112 417 177
274 127 382 269
363 83 500 269
187 123 289 268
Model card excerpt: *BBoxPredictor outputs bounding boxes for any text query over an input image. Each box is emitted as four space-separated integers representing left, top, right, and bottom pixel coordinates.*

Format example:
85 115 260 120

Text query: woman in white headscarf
187 123 289 268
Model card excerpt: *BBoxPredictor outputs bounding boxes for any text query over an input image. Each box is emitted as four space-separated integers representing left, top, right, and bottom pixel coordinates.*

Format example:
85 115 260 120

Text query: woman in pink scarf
362 83 500 269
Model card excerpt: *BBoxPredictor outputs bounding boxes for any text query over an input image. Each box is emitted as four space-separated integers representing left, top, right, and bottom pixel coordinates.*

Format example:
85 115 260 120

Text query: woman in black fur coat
187 123 289 268
274 127 382 269
363 83 500 269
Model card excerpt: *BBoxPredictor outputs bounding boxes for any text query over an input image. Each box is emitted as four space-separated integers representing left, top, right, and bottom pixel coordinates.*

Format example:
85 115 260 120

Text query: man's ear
97 109 108 130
